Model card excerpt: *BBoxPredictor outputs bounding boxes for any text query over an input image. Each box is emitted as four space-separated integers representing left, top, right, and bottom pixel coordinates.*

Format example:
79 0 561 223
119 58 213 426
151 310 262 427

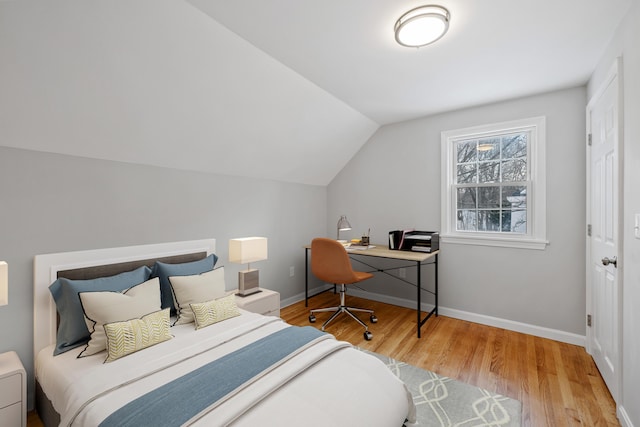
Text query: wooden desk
304 244 439 338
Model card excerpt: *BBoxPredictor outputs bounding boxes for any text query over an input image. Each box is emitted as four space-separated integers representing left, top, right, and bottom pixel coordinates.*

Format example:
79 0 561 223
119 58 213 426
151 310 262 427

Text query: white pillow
169 267 226 325
78 277 161 357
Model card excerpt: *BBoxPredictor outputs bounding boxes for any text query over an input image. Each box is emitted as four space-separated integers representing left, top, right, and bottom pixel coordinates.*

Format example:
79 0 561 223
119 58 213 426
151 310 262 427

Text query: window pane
478 186 500 208
457 187 476 209
443 117 544 245
501 159 527 182
456 140 477 163
457 210 477 231
478 161 500 183
477 138 500 160
502 133 527 159
502 209 527 233
502 186 527 208
477 210 501 231
457 164 477 184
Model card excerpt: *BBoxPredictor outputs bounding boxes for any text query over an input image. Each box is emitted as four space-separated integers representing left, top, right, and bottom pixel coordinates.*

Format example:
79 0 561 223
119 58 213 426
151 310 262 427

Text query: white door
586 58 622 402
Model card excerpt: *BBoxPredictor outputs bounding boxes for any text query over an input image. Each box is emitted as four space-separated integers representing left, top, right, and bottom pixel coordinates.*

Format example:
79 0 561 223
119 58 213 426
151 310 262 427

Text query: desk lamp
229 237 267 297
0 261 7 306
337 215 351 240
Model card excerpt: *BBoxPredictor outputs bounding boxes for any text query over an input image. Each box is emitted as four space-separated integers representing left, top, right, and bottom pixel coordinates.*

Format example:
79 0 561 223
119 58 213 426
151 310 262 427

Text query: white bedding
37 310 416 427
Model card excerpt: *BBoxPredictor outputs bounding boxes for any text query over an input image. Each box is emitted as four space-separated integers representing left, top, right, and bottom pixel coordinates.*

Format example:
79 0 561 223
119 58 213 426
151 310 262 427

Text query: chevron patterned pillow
103 308 172 362
190 294 240 330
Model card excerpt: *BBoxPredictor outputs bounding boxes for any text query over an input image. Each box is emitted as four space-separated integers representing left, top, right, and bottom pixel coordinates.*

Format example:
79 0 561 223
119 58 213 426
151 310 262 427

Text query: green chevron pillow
190 294 240 330
103 308 172 362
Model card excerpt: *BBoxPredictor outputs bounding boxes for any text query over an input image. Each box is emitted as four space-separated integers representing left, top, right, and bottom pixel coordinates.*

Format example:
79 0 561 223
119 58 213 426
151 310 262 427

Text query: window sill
441 234 548 250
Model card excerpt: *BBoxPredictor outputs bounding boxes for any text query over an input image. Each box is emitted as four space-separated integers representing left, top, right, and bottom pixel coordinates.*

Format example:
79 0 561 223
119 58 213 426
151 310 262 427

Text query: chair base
309 284 377 336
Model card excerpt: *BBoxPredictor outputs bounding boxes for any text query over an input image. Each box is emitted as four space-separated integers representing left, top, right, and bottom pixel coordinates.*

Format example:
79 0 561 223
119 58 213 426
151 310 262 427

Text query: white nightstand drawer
0 401 22 426
236 289 280 317
0 351 26 427
0 373 21 408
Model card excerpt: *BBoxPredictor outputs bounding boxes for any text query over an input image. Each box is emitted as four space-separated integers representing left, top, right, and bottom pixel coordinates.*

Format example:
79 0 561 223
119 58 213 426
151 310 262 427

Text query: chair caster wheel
370 315 378 323
309 314 316 323
364 331 373 341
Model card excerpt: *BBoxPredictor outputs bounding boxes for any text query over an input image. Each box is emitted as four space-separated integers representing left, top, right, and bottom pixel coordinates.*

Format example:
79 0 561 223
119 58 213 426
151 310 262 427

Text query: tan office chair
308 237 377 340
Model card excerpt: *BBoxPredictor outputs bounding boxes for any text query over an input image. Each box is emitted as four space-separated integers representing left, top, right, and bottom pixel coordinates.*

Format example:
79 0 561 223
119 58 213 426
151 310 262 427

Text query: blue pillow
152 254 218 312
49 265 152 356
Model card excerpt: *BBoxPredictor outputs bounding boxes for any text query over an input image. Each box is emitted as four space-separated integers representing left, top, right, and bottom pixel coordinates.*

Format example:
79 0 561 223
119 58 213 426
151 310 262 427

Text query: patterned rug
363 351 522 427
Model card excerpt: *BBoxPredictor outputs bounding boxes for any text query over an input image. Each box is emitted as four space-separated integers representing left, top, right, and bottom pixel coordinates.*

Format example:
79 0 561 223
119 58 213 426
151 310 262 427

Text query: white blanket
37 311 416 427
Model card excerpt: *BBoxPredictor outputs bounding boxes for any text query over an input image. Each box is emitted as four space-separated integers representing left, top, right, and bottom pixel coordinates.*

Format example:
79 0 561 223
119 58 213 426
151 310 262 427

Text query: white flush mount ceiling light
394 5 450 48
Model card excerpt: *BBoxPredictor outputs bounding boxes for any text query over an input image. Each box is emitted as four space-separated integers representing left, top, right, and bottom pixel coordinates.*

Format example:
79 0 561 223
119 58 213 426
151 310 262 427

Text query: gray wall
588 0 640 424
328 86 587 336
0 146 326 409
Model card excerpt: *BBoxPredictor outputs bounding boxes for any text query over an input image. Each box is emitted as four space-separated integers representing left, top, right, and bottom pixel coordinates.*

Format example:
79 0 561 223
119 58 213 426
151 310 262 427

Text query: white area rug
363 351 522 427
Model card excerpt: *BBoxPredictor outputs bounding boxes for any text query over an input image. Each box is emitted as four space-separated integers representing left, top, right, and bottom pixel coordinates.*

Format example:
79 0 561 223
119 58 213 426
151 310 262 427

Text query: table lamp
337 215 351 240
229 237 268 296
0 261 7 306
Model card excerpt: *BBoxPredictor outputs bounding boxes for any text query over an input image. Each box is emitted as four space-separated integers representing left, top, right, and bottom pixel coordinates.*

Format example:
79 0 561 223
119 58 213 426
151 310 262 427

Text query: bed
33 239 416 427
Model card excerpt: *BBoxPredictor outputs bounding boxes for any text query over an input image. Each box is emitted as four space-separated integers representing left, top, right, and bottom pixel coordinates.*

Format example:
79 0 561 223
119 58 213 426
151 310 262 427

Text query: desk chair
308 237 377 340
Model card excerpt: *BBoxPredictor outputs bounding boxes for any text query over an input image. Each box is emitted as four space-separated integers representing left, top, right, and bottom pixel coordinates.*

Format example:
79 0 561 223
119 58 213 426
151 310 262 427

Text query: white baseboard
280 284 333 308
295 287 586 347
440 306 585 347
619 405 633 427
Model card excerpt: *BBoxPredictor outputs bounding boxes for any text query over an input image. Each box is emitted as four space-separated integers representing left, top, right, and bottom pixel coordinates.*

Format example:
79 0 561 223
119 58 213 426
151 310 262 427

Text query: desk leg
416 254 439 338
417 259 421 338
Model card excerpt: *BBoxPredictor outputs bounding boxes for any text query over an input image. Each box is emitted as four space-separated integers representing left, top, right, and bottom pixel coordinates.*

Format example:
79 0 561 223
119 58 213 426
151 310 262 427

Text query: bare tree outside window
454 132 529 234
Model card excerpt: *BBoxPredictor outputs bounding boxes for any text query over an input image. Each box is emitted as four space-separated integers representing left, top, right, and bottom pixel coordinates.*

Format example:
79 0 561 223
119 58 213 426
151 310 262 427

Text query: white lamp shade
0 261 7 306
229 237 268 265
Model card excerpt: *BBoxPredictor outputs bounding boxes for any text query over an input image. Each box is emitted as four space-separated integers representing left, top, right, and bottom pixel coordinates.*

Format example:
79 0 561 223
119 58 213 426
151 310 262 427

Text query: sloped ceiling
0 0 633 185
0 0 377 185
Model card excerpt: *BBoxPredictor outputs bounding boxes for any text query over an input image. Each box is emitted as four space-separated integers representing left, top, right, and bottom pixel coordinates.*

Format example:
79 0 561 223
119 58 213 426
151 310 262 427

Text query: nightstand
235 288 280 317
0 351 26 427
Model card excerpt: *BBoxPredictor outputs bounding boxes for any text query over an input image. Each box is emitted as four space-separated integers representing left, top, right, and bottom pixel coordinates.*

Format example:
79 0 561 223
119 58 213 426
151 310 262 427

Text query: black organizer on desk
389 230 439 253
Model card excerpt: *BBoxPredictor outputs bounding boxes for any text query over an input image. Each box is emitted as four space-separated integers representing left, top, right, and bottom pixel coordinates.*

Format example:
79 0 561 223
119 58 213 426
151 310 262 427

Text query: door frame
585 56 624 403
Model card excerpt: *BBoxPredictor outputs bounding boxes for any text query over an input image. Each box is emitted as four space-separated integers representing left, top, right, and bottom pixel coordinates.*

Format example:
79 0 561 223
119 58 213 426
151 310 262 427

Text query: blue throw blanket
99 326 325 427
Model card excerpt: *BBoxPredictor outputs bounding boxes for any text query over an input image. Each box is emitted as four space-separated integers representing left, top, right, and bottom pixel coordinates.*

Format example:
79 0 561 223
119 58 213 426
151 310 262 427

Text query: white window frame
440 116 548 250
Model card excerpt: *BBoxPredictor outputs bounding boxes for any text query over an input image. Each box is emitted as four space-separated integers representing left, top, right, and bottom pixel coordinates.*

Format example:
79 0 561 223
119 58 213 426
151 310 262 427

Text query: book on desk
389 230 439 253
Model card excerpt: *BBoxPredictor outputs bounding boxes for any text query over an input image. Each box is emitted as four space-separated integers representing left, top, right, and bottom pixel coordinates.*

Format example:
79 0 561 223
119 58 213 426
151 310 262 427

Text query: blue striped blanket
99 326 326 427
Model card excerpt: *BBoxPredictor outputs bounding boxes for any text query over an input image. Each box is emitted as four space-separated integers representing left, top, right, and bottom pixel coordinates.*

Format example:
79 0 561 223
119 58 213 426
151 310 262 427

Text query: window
441 117 547 249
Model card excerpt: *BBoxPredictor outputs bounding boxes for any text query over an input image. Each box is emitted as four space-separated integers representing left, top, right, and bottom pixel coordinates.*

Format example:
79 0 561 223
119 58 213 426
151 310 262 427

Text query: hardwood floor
284 293 619 427
27 293 619 426
27 410 44 427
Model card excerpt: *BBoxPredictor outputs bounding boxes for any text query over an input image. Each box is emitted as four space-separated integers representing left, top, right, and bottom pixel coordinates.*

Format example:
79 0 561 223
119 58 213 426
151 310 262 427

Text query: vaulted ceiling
190 0 633 125
0 0 632 185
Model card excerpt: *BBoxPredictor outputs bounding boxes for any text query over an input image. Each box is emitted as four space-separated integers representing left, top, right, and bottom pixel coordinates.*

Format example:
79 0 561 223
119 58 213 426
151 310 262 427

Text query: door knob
601 256 618 267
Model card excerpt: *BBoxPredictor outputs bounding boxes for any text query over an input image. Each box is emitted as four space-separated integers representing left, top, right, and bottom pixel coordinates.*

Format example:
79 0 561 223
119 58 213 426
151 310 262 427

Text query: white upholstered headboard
33 239 216 357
